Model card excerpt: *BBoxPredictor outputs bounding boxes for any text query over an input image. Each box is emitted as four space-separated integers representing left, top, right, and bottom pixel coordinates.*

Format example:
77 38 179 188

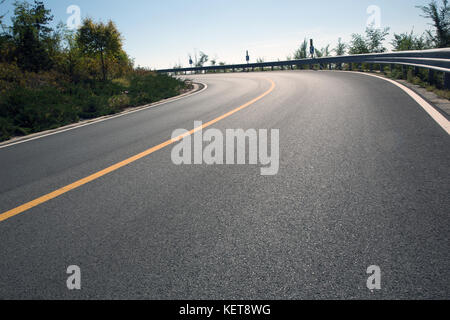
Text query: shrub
0 67 187 142
108 94 130 112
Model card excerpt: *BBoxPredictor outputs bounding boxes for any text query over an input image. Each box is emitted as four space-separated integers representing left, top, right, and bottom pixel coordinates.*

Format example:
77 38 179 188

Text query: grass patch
0 71 188 142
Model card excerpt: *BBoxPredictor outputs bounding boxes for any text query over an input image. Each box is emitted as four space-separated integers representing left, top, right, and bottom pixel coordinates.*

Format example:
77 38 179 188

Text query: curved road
0 71 449 299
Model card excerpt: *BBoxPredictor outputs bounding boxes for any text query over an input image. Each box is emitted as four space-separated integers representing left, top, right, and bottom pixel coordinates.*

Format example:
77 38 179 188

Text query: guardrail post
232 67 235 73
369 64 373 72
402 66 408 79
444 72 450 89
271 65 274 71
379 64 384 73
390 64 395 74
348 63 352 71
429 69 435 85
414 66 419 76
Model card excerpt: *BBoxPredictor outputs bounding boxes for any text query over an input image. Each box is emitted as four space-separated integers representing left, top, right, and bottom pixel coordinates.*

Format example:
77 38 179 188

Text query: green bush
0 70 187 142
108 94 131 112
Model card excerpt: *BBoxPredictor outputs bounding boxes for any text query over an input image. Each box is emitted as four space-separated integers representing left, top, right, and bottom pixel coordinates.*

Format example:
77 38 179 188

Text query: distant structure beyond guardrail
157 48 450 89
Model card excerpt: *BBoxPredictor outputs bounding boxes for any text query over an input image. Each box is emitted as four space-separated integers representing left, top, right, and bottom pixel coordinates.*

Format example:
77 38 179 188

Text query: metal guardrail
157 48 450 88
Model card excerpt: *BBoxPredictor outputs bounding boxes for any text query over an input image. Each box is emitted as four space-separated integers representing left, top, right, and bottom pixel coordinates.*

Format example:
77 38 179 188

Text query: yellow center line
0 78 276 223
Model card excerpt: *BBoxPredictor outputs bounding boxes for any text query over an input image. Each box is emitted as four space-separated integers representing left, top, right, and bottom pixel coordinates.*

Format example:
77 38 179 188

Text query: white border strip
347 71 450 135
0 82 208 149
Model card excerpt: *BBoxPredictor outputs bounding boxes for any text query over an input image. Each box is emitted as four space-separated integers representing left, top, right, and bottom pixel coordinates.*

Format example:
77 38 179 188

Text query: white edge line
346 71 450 135
0 82 208 149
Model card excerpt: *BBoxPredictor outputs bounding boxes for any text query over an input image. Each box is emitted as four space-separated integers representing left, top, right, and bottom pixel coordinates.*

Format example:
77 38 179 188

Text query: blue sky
1 0 436 69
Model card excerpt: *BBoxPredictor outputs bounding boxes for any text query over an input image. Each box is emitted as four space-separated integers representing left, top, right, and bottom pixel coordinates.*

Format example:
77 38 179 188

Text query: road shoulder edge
344 71 450 135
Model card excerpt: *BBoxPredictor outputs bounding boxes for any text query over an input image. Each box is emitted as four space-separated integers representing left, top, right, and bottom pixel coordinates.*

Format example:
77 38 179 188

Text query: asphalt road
0 71 449 299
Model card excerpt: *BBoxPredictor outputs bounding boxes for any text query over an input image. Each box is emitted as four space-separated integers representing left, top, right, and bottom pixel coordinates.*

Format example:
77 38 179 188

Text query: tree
391 30 431 51
334 38 346 56
10 0 54 71
349 33 369 54
316 44 331 57
0 0 11 61
366 25 390 53
294 38 308 59
349 25 390 54
195 51 208 67
0 0 6 27
77 18 123 81
417 0 450 47
58 26 80 81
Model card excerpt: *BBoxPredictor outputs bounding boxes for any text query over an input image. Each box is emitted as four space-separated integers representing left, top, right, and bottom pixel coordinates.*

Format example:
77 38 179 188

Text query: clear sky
1 0 436 69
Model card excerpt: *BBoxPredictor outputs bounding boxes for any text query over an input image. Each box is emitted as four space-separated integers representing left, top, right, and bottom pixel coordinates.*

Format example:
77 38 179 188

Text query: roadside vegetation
0 0 187 142
290 0 449 98
183 1 450 99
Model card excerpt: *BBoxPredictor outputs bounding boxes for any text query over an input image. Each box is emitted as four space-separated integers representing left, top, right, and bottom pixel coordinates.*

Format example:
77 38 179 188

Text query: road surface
0 71 449 299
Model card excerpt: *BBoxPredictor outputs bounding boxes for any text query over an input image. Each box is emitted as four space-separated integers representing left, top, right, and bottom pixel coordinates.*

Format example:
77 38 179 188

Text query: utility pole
246 50 250 64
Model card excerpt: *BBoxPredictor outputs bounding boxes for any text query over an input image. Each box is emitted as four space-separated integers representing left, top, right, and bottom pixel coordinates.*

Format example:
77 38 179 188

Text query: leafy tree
293 38 308 59
391 30 431 51
0 0 11 61
417 0 450 47
0 0 6 27
107 49 133 78
349 25 390 54
366 25 390 53
10 0 54 71
77 18 123 81
334 37 346 56
349 33 369 54
316 44 331 57
57 26 81 82
195 51 208 67
0 2 187 142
